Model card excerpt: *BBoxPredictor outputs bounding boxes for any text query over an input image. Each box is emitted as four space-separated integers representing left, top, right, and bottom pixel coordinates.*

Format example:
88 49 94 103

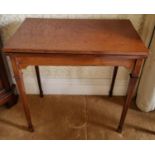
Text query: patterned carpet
0 95 155 140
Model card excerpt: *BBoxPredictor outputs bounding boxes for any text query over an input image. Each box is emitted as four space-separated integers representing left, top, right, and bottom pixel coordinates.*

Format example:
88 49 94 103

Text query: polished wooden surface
3 18 149 133
13 53 135 69
4 18 148 57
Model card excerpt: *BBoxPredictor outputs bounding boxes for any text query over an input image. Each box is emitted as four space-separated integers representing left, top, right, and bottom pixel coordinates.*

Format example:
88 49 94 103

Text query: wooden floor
0 95 155 140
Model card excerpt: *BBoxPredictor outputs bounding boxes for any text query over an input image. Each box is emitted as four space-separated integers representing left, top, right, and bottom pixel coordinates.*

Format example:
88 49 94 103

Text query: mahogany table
3 18 148 132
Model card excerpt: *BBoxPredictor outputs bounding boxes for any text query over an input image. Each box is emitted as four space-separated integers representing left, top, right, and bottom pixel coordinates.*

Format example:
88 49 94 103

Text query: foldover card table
3 18 148 132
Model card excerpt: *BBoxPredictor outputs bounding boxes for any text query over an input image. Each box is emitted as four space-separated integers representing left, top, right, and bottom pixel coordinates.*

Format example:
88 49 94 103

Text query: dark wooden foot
0 84 18 108
5 94 18 108
109 66 118 97
28 124 34 132
5 84 18 108
35 66 43 97
116 126 123 133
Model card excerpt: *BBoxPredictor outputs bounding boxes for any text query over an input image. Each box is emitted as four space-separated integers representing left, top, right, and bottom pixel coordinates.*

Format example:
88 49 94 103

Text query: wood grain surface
3 18 148 56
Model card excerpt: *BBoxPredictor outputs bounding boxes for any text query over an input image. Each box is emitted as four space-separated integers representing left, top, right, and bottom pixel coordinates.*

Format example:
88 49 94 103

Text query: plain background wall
136 15 155 112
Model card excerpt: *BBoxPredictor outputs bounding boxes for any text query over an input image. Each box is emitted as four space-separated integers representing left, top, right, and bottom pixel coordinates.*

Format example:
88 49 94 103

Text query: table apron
10 54 136 70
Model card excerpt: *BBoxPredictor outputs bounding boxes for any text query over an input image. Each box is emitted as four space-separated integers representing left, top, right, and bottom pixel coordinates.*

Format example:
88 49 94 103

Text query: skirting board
21 77 128 95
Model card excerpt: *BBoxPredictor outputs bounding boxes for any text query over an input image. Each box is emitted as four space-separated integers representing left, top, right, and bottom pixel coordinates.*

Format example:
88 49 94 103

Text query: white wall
137 27 155 112
0 14 144 95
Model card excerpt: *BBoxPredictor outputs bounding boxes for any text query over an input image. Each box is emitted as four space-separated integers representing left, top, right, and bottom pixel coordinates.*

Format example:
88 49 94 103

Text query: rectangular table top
3 18 148 57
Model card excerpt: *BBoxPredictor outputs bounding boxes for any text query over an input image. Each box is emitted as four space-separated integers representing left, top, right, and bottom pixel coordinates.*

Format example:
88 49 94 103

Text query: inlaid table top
4 18 148 57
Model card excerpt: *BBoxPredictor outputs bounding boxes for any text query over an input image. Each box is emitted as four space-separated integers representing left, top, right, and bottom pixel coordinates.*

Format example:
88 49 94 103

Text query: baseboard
23 77 128 95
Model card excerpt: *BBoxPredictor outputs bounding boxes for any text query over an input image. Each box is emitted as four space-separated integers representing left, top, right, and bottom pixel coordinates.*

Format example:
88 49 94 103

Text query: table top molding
4 18 148 57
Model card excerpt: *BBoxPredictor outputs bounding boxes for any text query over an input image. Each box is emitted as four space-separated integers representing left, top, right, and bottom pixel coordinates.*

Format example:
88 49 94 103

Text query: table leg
109 66 118 97
35 66 43 97
117 59 143 133
10 56 34 132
